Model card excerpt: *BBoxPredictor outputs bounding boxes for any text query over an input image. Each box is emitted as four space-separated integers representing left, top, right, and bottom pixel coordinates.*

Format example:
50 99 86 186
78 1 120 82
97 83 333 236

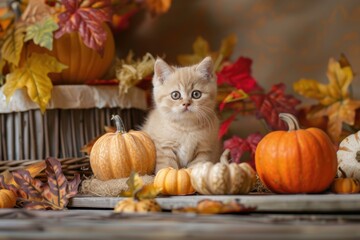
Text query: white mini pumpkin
337 131 360 181
190 149 256 195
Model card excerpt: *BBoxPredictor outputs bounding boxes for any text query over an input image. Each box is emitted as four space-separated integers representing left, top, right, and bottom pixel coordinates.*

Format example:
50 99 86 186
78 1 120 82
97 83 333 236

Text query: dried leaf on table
2 53 67 113
115 172 161 213
55 0 112 55
0 161 46 187
251 83 301 130
116 52 155 95
119 172 161 200
173 199 256 214
1 158 81 210
24 17 59 50
293 54 360 142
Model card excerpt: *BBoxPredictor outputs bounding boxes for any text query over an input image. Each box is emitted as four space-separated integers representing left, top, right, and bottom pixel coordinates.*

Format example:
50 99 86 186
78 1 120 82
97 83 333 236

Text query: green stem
111 115 126 134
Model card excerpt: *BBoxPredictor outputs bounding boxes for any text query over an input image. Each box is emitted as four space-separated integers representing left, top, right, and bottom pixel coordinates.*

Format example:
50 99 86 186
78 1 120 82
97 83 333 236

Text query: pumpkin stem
220 149 231 164
111 115 126 134
279 113 300 131
338 167 347 178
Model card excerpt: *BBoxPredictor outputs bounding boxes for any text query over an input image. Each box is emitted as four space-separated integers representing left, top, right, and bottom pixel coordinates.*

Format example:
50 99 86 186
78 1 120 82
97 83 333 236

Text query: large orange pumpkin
90 115 156 181
23 24 115 85
255 113 337 193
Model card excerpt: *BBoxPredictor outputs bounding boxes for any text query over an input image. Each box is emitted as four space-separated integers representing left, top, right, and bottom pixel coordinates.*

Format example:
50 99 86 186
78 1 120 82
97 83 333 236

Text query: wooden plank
69 194 360 212
0 209 360 239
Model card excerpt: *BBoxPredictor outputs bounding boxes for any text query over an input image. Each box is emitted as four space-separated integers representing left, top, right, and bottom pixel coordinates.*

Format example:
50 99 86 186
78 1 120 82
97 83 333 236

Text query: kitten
142 57 220 173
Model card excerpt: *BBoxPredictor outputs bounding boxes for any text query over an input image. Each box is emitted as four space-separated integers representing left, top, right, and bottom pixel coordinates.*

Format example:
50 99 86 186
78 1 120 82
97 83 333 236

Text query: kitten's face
152 57 217 124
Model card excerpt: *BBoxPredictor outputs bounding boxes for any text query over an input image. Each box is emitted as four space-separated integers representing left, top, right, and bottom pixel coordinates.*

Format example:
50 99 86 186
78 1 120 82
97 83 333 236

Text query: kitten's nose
182 102 191 107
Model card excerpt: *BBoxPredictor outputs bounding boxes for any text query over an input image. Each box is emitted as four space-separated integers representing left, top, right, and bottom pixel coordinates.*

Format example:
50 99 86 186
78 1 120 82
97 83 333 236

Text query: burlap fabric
80 175 155 197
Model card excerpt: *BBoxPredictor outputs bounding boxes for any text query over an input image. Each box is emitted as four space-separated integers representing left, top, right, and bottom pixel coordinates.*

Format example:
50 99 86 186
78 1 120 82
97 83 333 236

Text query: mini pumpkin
190 149 256 195
0 189 16 208
90 115 156 181
337 130 360 181
114 198 161 213
154 168 195 195
330 168 360 194
255 113 338 194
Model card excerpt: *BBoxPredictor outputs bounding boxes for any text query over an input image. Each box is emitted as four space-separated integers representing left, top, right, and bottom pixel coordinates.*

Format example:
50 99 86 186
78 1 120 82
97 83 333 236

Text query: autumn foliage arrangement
0 0 172 112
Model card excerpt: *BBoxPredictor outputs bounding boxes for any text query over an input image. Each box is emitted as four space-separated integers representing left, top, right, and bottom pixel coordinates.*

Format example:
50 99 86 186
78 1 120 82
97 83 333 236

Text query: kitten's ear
153 58 173 85
196 56 214 81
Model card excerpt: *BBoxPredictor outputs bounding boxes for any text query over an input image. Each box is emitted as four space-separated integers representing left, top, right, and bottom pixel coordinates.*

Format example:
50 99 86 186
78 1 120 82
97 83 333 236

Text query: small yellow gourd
154 168 195 195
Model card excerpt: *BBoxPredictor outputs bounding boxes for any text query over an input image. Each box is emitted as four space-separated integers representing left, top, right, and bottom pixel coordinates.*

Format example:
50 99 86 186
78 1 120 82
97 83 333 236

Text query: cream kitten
142 57 220 173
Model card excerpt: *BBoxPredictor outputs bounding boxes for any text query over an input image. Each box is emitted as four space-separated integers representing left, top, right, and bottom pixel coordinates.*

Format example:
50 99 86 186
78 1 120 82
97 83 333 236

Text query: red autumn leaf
217 57 261 93
55 0 112 56
223 133 263 169
219 113 237 139
251 83 301 130
12 170 44 202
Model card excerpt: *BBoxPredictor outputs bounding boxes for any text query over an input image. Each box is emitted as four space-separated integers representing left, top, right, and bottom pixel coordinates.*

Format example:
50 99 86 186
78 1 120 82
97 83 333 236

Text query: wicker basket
0 85 148 160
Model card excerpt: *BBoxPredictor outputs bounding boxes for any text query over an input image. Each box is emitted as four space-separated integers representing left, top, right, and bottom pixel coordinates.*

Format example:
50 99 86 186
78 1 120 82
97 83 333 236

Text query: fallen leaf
0 157 81 210
173 199 256 214
0 161 46 187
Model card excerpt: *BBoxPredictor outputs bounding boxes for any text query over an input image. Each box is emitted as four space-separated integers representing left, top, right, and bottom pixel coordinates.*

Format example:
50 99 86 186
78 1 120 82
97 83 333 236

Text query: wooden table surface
1 194 360 239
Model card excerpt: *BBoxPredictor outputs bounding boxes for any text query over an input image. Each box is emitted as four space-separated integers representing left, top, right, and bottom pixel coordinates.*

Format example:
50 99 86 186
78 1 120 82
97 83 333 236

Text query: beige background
116 0 360 136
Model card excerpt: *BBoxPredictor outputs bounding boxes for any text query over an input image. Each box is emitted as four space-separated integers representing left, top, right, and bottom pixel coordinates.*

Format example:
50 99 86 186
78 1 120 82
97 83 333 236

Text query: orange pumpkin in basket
90 115 156 181
23 24 115 85
255 113 337 193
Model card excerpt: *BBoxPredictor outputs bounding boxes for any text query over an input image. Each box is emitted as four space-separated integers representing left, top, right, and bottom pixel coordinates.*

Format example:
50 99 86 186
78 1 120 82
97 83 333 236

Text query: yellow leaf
136 184 162 200
177 36 209 66
2 53 67 113
177 34 237 71
218 34 237 60
1 23 26 66
311 99 360 142
293 55 354 106
119 172 144 197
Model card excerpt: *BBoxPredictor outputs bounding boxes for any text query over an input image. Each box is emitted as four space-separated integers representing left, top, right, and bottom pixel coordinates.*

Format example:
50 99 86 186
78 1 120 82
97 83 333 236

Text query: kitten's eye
171 91 181 100
191 90 202 99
